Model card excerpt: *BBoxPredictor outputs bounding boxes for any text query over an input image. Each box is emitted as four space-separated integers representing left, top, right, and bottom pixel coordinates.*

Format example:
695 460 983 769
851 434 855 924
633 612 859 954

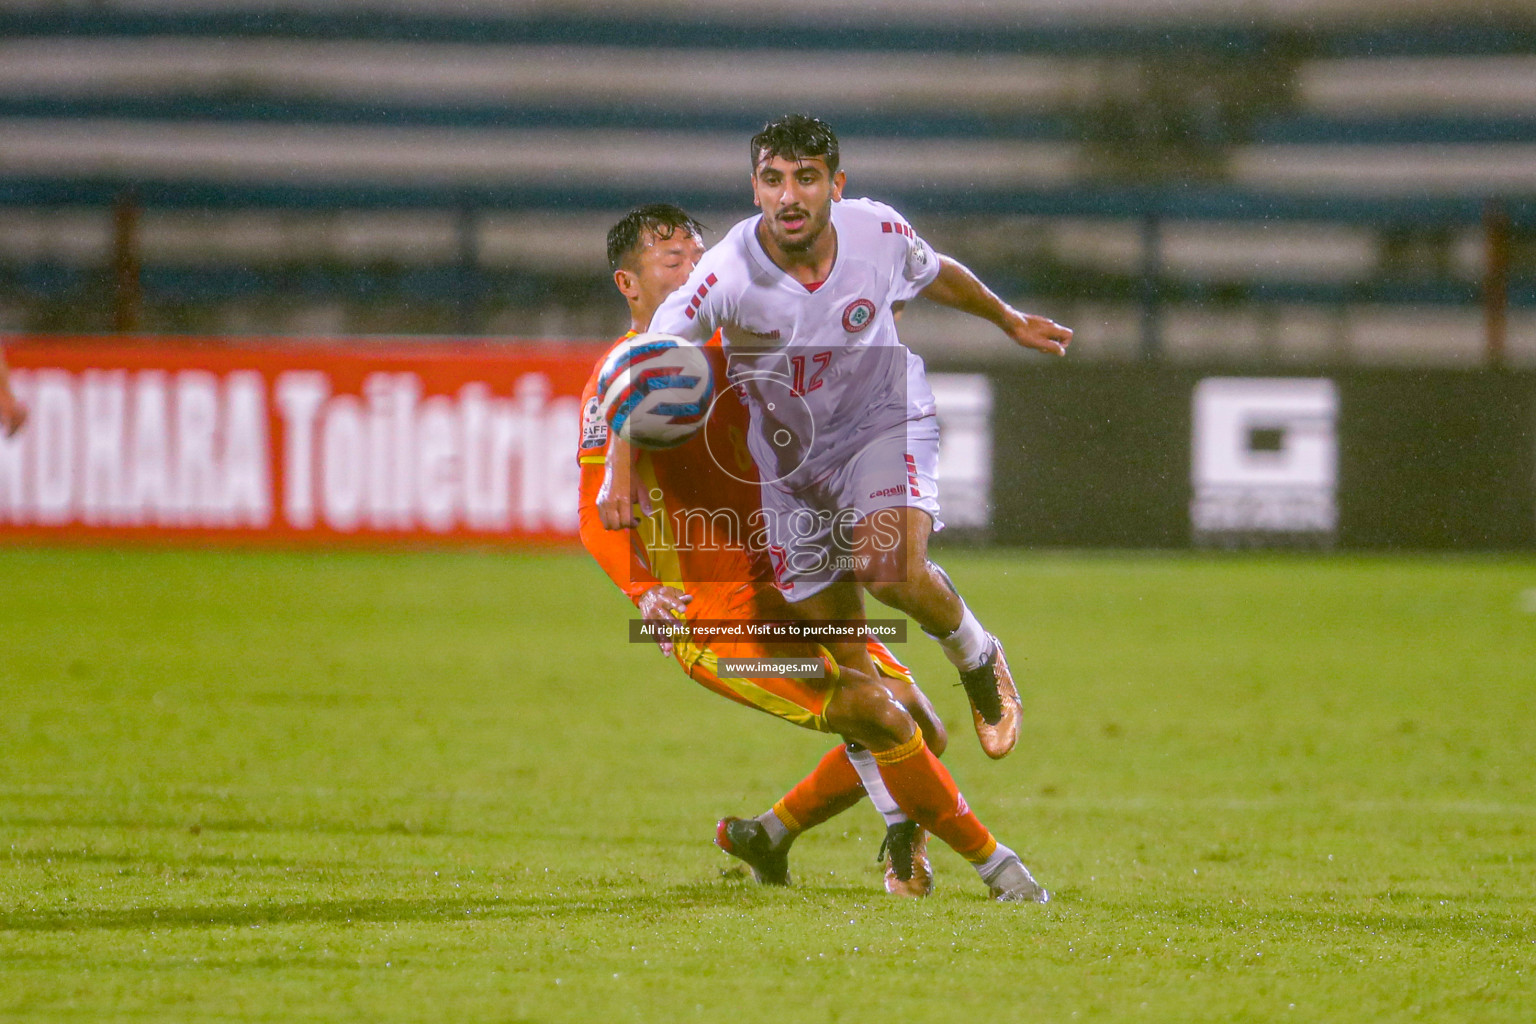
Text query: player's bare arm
920 254 1072 357
596 435 653 530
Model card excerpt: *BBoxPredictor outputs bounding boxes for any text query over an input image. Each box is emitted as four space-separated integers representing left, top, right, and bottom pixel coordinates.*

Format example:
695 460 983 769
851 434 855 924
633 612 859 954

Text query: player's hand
596 438 653 529
637 585 692 656
1002 308 1071 357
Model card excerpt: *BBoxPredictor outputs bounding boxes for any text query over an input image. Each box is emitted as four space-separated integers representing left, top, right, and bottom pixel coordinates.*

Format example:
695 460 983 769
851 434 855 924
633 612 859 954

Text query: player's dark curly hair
750 114 840 176
606 203 706 272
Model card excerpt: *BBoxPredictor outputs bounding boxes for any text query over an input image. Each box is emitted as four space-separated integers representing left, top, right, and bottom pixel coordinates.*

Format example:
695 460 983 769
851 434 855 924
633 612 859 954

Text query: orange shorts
673 635 913 733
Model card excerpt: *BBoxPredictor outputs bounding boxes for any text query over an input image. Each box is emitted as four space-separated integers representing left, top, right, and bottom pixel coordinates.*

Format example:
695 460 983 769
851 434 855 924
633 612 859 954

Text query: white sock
846 744 909 827
755 810 790 848
929 604 992 671
974 842 1018 885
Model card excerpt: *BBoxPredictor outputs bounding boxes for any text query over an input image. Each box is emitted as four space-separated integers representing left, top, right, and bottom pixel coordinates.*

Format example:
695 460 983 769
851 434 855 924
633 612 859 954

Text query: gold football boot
959 636 1021 759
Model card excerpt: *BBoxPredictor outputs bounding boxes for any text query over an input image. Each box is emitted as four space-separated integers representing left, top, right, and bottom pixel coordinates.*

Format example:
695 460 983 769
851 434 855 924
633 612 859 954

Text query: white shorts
760 416 943 602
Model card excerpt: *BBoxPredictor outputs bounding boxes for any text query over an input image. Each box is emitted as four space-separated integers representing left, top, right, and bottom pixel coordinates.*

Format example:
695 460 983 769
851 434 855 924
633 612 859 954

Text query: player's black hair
606 203 706 272
750 114 841 176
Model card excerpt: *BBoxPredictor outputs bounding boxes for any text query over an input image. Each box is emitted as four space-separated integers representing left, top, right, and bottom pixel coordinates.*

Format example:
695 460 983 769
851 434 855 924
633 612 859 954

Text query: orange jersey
576 331 776 621
576 332 919 734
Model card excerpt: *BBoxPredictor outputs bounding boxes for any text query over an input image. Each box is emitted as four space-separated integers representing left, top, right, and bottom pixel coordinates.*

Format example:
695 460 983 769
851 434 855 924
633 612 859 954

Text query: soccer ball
596 332 714 449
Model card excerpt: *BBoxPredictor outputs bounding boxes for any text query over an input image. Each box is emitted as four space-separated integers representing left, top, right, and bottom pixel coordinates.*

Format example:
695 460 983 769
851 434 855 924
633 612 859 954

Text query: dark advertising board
982 366 1536 551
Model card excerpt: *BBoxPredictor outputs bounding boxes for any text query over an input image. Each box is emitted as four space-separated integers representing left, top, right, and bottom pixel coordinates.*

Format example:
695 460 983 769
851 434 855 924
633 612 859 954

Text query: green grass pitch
2 546 1534 1022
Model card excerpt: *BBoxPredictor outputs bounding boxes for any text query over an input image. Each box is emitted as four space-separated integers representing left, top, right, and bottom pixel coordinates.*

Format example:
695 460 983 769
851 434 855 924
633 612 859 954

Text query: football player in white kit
649 114 1072 766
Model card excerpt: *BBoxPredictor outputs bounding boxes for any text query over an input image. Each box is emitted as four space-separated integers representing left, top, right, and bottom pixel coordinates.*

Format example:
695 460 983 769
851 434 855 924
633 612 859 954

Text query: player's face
752 154 845 255
616 226 705 328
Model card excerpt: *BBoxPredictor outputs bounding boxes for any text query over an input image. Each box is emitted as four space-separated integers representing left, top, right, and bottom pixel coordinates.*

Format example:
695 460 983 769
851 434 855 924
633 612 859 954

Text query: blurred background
2 0 1534 550
3 0 1533 364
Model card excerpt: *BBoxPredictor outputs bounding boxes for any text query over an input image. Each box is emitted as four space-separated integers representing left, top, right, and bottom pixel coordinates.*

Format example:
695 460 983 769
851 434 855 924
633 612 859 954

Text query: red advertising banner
0 336 607 546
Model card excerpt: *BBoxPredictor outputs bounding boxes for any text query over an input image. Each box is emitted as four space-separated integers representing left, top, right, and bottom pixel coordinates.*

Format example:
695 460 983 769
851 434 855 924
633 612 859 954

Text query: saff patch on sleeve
580 395 609 450
903 235 934 282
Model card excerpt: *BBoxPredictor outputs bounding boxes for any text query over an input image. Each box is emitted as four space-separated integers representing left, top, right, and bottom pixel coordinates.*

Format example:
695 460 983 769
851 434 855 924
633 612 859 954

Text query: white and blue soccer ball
596 332 714 449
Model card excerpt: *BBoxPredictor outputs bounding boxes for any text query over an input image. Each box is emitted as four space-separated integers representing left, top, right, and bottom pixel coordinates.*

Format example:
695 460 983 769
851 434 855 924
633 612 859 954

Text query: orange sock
873 731 997 862
772 744 866 834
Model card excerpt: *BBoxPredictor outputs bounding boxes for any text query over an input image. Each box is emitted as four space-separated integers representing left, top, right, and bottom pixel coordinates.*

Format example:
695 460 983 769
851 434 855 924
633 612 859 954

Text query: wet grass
2 547 1534 1021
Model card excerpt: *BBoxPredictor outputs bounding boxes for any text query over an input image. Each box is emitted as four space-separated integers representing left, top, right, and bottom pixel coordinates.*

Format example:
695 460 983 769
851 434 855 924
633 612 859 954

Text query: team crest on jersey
580 395 609 450
842 298 877 333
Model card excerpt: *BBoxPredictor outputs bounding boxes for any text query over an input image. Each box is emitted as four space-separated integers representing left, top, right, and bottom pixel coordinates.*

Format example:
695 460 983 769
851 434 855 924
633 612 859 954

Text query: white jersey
650 196 941 492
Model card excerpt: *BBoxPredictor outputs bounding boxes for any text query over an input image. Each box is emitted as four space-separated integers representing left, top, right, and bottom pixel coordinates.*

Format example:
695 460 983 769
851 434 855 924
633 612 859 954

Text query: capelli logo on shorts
867 485 907 499
842 299 876 333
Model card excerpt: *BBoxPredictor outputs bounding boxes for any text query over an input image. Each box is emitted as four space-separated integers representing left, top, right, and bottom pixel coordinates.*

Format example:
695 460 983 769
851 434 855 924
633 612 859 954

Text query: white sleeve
649 261 724 342
889 224 941 304
844 197 942 304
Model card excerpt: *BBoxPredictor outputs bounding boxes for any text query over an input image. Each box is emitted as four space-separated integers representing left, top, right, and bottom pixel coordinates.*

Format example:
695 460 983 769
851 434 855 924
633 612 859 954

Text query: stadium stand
1 0 1533 363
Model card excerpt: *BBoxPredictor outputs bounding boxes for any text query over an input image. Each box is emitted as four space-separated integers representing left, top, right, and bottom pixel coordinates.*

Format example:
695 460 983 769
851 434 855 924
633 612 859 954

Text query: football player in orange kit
577 204 1048 902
